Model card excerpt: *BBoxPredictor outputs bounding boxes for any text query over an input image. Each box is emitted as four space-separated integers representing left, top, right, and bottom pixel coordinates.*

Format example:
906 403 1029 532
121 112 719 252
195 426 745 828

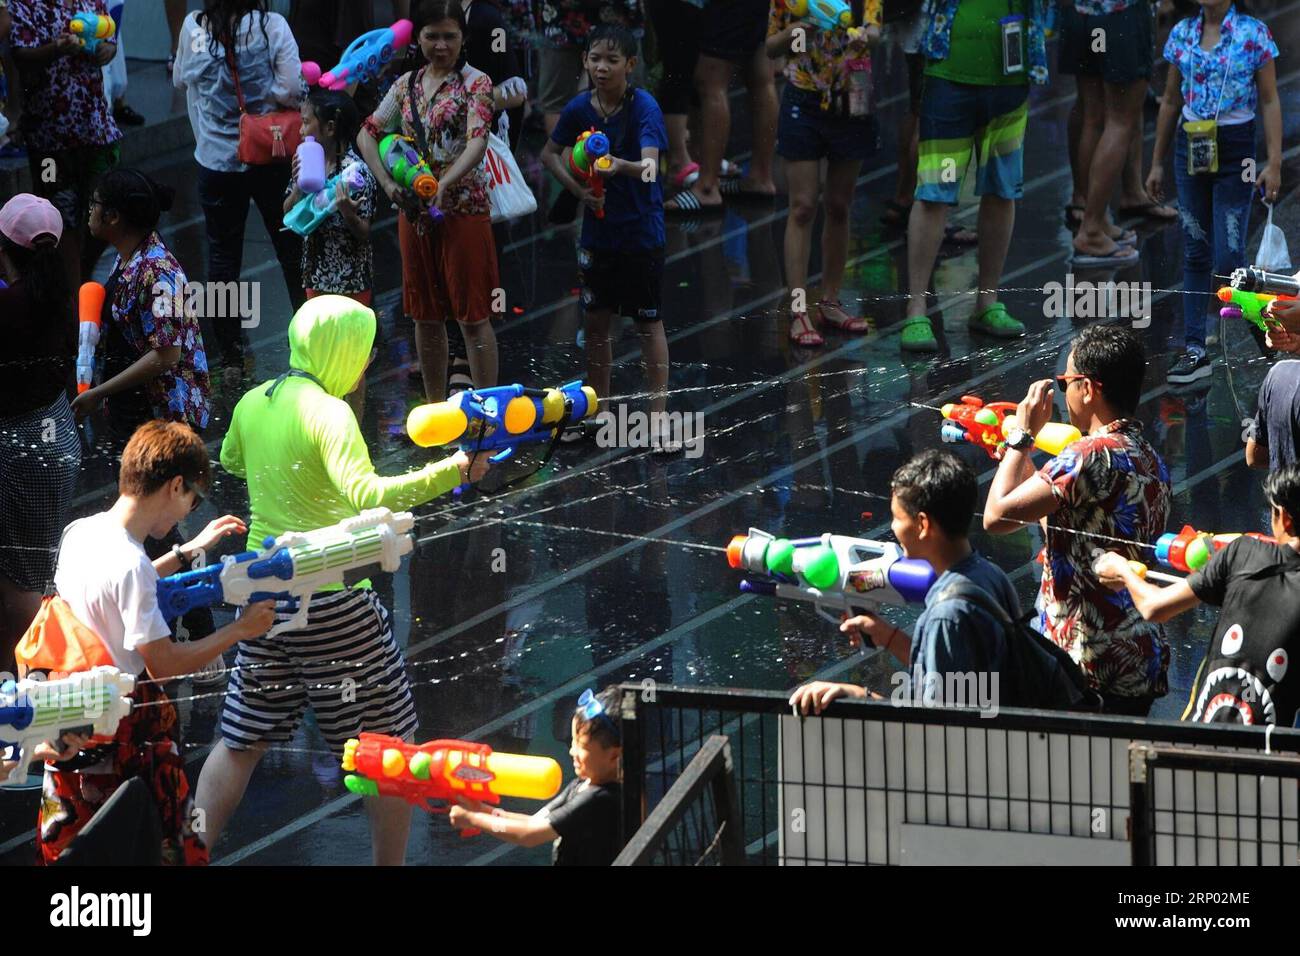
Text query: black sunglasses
183 479 206 513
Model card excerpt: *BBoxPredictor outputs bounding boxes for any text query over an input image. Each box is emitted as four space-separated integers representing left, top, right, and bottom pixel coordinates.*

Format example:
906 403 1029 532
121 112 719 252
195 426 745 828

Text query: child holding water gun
285 89 379 420
540 25 676 451
1147 0 1281 385
449 686 624 865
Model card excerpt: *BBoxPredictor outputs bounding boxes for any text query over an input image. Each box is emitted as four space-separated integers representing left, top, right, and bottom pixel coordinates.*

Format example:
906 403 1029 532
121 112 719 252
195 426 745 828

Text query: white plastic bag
1254 201 1293 272
482 128 536 224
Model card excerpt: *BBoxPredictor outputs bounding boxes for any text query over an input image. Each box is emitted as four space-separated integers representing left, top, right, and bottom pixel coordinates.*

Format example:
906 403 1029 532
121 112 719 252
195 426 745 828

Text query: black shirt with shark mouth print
1187 537 1300 727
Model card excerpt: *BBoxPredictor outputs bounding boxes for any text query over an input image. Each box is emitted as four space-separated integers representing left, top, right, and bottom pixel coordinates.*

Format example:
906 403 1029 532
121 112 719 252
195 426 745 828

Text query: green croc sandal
970 302 1024 339
900 317 938 352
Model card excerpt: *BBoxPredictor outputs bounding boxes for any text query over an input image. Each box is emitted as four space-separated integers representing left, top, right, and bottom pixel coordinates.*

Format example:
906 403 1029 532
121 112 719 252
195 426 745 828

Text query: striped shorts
220 589 418 751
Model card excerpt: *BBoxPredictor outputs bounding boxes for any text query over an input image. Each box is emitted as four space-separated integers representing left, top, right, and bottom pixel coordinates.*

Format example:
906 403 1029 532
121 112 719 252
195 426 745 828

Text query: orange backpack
15 594 116 678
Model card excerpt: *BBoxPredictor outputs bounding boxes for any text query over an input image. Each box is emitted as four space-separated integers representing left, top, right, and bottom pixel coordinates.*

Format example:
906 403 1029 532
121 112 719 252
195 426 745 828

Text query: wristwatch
1004 427 1035 452
172 545 193 572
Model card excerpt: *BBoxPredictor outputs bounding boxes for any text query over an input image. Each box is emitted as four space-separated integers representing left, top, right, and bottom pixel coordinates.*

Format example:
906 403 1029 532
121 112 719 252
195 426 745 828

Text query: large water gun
1230 266 1300 298
939 395 1082 460
726 527 936 625
341 734 562 834
1 667 135 786
156 508 415 637
76 281 105 394
69 11 116 55
379 133 442 223
1217 286 1293 333
784 0 853 30
1154 525 1277 574
407 380 599 487
568 129 612 220
283 161 368 237
301 19 413 89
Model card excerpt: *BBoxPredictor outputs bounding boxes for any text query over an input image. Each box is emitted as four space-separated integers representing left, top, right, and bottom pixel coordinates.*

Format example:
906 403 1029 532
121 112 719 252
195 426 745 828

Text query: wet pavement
4 4 1300 864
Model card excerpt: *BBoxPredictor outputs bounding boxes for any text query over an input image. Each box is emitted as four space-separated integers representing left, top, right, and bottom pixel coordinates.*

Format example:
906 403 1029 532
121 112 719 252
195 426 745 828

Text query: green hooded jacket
221 296 460 556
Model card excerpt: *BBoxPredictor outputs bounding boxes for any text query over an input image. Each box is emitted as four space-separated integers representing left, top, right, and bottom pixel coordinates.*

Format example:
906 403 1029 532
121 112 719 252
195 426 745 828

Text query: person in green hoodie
193 294 488 865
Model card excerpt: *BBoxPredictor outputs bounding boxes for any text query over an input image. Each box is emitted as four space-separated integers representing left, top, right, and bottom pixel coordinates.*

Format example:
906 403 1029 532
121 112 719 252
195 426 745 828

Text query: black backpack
934 580 1102 712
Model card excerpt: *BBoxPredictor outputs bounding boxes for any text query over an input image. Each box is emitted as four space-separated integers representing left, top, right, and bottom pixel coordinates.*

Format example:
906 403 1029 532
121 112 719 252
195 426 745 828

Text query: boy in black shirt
450 687 623 864
1095 464 1300 727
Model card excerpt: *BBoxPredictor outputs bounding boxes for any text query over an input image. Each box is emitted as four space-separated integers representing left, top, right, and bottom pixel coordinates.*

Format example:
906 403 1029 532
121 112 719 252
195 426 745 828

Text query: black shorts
1058 1 1154 85
579 247 664 321
699 0 768 62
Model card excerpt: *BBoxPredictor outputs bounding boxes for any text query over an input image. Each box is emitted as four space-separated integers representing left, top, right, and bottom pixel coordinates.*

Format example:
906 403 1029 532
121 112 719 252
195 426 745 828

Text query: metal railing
619 685 1300 865
1129 744 1300 866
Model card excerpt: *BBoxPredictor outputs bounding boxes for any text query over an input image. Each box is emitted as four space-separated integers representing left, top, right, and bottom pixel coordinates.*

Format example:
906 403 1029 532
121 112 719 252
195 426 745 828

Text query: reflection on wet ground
3 8 1300 863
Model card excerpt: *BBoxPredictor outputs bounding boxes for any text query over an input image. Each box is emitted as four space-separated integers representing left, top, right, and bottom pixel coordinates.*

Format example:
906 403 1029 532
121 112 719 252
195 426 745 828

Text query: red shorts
398 212 500 324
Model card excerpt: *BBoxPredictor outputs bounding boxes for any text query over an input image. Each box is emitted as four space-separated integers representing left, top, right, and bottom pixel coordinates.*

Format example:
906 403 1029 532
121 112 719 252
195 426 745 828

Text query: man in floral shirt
983 323 1172 715
899 0 1050 354
8 0 121 290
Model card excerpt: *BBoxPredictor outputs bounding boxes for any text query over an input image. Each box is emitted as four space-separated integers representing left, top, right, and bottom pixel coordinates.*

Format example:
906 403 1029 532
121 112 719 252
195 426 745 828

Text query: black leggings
646 0 703 116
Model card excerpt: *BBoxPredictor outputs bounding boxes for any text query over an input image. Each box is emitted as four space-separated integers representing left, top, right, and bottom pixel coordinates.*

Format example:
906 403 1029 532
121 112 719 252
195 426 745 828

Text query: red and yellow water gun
341 734 562 835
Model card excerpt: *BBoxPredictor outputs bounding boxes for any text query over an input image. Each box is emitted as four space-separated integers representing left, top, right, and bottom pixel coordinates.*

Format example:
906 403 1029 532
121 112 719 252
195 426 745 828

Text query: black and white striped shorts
220 588 418 751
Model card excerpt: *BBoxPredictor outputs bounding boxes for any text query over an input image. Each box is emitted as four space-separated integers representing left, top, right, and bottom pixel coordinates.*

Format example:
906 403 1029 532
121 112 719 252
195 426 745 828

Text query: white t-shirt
53 513 172 677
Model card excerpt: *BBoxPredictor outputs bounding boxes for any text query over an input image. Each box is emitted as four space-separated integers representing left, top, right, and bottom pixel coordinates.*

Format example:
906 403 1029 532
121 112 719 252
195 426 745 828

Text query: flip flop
789 311 824 346
665 190 725 216
818 300 871 333
719 179 776 200
1117 200 1178 221
670 161 701 191
1070 244 1140 268
719 159 744 179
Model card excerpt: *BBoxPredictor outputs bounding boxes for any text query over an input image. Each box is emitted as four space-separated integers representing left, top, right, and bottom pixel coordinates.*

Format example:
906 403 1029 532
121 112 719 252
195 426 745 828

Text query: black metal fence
613 736 743 865
619 685 1300 865
1129 744 1300 866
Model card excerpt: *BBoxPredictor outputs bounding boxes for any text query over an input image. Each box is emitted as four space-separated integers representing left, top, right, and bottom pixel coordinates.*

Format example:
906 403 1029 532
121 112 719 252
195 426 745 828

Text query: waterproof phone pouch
1001 15 1025 75
1184 119 1219 175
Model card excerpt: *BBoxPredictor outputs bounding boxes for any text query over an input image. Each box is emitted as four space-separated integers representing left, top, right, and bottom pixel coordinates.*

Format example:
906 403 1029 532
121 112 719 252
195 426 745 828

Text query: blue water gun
784 0 851 30
406 381 599 489
284 162 369 237
156 509 415 637
302 19 413 89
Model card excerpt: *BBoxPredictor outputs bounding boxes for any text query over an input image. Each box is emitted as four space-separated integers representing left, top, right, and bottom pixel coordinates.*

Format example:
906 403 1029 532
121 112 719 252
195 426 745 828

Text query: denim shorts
776 86 877 164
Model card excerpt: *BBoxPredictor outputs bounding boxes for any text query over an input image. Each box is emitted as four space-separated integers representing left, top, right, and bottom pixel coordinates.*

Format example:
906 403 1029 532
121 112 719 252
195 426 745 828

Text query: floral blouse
364 65 493 219
920 0 1051 86
768 0 883 104
9 0 121 151
107 233 211 431
285 147 379 293
1164 5 1278 122
1034 419 1171 699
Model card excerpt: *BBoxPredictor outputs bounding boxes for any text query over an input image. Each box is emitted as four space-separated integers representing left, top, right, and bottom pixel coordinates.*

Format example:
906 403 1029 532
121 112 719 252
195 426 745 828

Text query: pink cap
0 194 63 249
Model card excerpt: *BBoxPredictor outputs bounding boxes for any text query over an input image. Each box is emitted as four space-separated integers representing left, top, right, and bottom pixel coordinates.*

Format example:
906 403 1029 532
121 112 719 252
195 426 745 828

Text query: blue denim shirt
920 0 1052 86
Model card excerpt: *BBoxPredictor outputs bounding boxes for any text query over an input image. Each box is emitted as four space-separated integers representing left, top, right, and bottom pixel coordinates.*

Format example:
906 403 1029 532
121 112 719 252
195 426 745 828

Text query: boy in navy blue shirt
542 26 674 449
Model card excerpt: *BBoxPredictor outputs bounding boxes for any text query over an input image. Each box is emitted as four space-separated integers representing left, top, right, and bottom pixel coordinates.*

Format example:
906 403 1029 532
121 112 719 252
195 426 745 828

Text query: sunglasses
1055 374 1102 389
183 479 206 513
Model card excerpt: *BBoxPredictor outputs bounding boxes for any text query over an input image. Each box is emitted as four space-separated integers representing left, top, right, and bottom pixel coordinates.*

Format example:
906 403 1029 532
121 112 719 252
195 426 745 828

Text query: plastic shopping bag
1254 201 1293 272
483 127 536 224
